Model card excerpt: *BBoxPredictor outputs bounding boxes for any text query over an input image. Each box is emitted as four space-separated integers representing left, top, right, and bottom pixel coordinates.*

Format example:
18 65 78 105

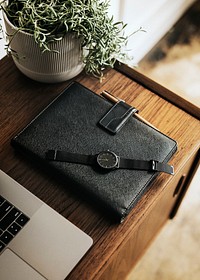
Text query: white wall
109 0 195 64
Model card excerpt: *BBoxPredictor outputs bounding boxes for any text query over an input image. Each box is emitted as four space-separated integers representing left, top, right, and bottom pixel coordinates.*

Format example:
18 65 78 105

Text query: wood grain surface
0 57 199 280
115 62 200 120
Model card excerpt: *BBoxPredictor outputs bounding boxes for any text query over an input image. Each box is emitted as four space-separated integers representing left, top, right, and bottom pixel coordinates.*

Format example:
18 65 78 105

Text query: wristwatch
46 149 174 175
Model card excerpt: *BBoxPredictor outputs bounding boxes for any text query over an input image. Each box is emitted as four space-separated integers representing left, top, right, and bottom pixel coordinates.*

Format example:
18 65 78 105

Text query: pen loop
100 90 159 131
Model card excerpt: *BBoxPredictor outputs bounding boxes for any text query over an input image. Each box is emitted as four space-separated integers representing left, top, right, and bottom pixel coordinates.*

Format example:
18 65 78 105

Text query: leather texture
11 82 177 222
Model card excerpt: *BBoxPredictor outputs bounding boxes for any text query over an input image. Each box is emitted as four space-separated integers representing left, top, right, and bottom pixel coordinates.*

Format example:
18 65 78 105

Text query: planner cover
11 82 177 222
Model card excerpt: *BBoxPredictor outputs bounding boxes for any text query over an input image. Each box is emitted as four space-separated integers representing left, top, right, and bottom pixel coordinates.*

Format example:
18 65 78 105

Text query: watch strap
46 150 174 175
119 158 174 174
46 150 95 165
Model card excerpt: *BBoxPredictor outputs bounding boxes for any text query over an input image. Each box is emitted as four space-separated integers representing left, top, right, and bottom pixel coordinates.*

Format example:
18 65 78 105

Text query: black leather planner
11 82 177 222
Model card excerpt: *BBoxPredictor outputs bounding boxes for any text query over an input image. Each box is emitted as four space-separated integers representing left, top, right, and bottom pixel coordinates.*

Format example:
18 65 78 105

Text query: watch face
97 151 118 169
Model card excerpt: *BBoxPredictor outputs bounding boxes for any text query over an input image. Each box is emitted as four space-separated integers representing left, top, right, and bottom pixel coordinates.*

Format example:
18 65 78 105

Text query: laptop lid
0 170 93 280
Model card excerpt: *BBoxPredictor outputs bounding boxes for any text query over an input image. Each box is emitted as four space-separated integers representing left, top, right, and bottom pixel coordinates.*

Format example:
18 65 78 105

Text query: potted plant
0 0 130 83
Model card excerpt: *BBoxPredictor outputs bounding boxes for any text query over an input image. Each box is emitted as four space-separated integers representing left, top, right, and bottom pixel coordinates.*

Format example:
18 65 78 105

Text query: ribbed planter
3 13 84 83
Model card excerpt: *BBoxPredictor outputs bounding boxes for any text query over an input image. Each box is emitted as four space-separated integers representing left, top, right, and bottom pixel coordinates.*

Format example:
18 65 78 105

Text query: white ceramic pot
3 12 84 83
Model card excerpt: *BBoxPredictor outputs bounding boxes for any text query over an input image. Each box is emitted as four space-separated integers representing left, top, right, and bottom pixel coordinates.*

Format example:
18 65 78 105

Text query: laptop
0 169 93 280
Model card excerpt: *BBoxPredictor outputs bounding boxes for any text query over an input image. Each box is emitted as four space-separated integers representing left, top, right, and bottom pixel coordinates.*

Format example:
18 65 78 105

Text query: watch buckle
151 160 158 171
46 149 57 160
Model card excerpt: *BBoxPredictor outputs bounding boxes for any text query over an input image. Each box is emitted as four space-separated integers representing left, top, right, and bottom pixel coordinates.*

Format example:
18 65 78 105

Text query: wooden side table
0 57 199 279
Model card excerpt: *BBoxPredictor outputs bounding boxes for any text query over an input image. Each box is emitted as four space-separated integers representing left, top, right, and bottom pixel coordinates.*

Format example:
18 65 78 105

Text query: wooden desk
0 57 199 280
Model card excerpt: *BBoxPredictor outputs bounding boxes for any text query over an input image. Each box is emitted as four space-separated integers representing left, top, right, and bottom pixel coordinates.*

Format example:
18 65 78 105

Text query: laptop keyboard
0 195 30 253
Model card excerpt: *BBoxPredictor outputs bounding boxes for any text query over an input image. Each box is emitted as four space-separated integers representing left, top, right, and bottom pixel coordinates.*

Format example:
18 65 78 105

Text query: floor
127 169 200 280
127 2 200 280
137 0 200 108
